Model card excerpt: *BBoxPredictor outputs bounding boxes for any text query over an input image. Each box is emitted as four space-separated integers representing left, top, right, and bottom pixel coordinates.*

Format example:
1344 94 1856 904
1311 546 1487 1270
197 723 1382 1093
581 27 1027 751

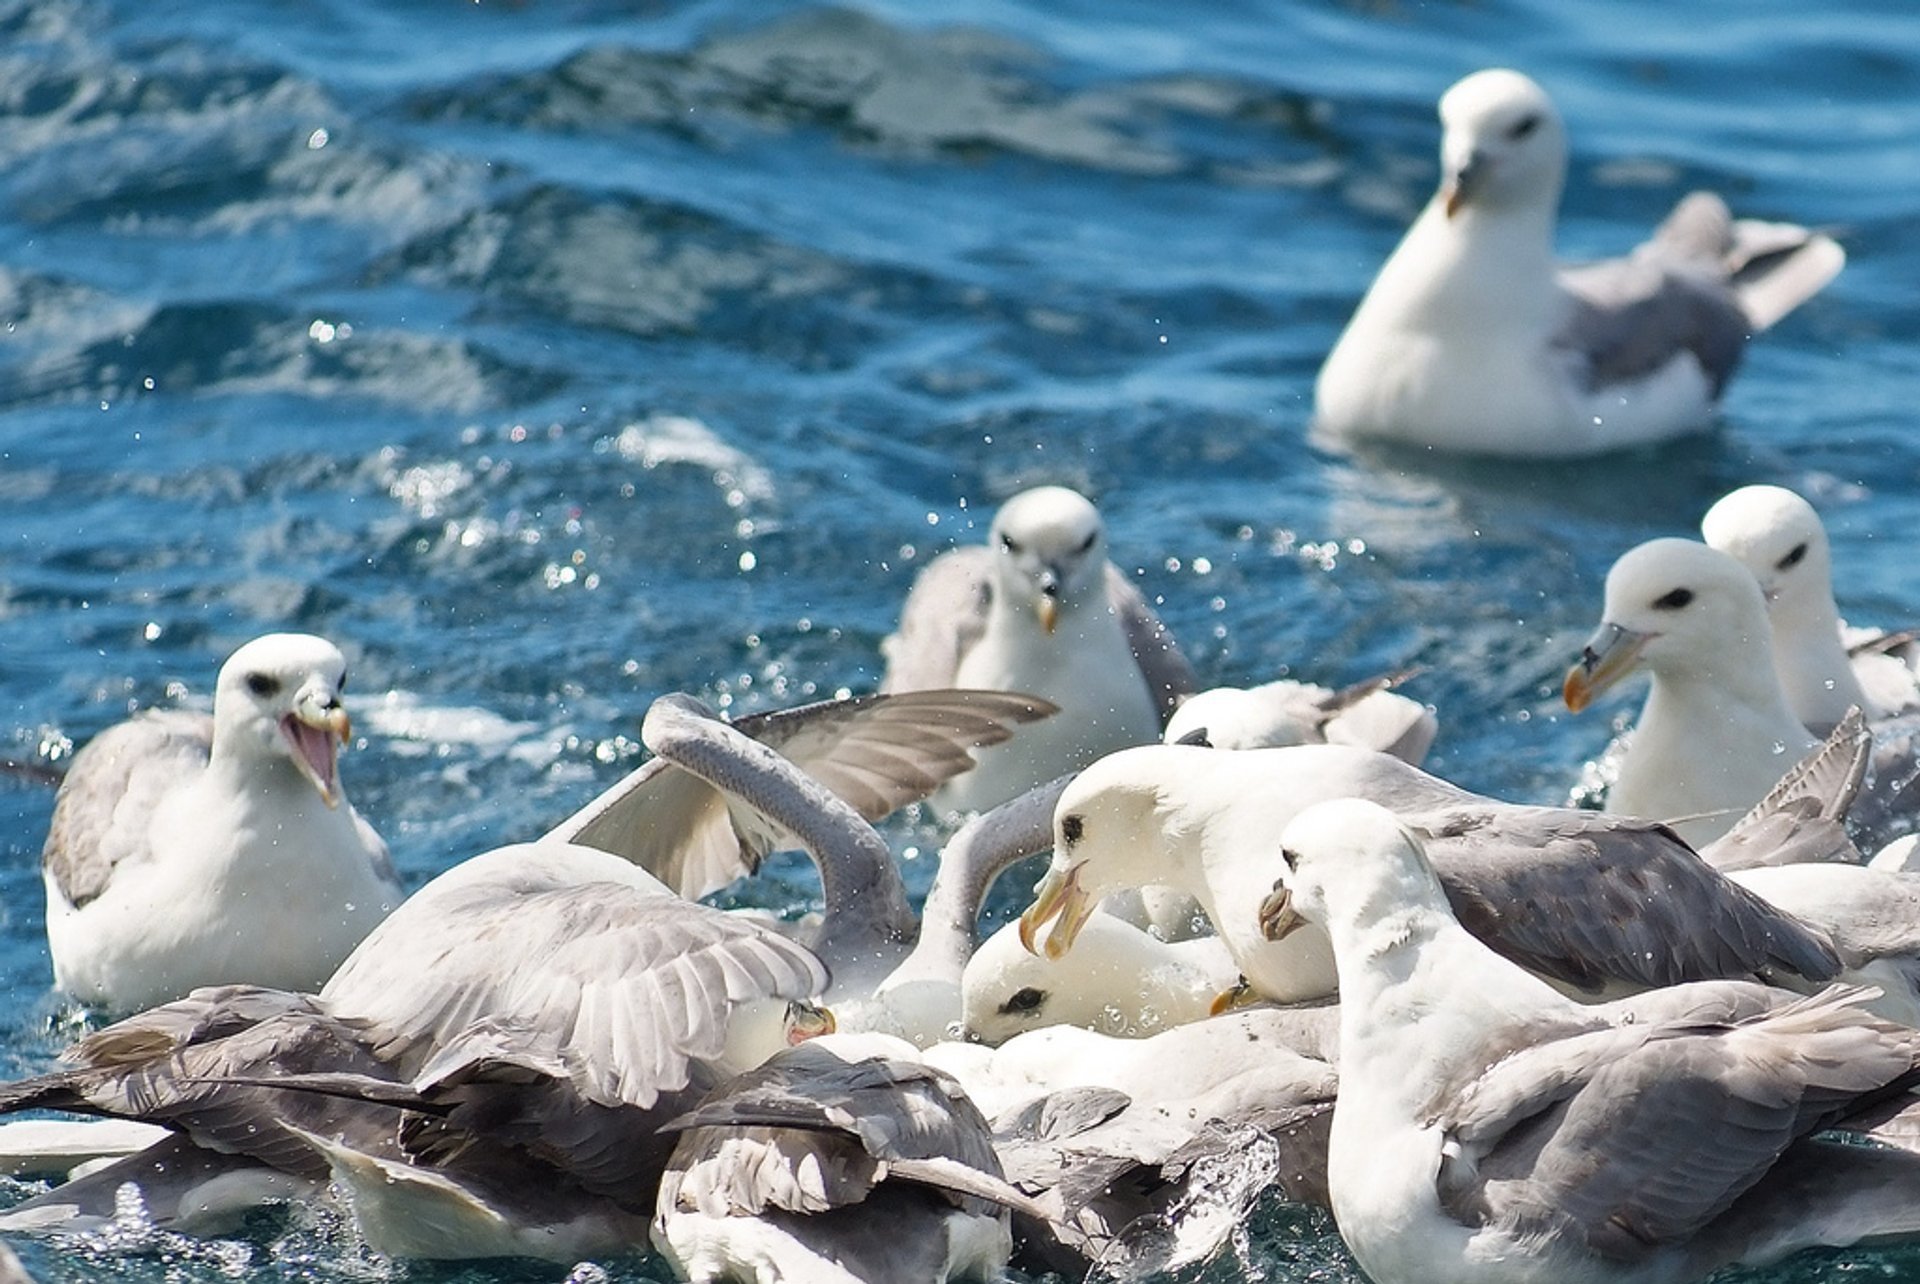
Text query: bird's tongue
282 715 339 799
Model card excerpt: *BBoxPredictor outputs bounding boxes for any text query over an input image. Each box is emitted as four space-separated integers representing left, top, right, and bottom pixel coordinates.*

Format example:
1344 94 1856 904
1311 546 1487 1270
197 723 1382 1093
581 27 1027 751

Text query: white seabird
959 909 1237 1045
41 633 402 1013
880 486 1195 814
1314 68 1844 457
1564 537 1829 847
1163 670 1438 765
1701 483 1920 729
1018 742 1842 1007
1259 797 1920 1284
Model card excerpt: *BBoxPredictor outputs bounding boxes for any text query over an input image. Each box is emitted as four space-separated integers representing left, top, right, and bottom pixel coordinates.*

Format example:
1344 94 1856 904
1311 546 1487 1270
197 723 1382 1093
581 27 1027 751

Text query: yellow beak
785 1001 837 1045
1036 595 1060 635
1256 884 1302 942
1018 863 1095 960
1563 622 1651 714
1208 976 1259 1017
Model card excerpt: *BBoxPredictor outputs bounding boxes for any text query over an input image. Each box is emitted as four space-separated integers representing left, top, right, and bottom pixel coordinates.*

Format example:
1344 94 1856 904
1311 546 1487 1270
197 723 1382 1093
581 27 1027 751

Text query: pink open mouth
281 714 341 805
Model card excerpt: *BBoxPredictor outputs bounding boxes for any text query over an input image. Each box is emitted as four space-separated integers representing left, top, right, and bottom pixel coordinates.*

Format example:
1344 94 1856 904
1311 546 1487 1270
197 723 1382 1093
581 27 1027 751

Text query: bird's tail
1654 191 1845 332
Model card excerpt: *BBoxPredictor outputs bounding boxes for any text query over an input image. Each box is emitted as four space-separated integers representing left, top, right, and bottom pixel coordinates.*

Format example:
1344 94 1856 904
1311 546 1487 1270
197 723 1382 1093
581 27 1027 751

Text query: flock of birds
0 66 1906 1284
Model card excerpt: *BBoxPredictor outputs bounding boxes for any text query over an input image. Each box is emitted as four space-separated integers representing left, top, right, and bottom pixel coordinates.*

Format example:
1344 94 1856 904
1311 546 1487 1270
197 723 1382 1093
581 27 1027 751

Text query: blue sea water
1 0 1918 1279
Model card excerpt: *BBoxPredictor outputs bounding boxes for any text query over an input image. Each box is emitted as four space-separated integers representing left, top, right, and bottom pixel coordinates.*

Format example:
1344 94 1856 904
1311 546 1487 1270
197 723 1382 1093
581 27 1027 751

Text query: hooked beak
1441 152 1486 219
1562 621 1652 714
283 690 350 807
785 1000 837 1045
1018 863 1096 960
1035 571 1063 635
1256 883 1302 942
1208 976 1259 1017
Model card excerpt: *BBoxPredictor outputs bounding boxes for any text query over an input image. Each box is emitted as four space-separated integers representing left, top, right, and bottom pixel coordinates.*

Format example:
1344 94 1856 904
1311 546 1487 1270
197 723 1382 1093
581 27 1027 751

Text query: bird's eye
1001 987 1045 1015
245 673 281 698
1077 531 1097 555
1652 588 1694 610
1000 533 1020 555
1508 113 1541 141
1776 543 1808 572
337 671 349 693
1280 846 1300 872
1061 814 1084 845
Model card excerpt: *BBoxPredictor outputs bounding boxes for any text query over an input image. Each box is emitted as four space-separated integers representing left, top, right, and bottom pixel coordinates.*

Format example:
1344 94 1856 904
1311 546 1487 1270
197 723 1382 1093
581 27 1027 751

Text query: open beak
282 693 350 807
1208 976 1259 1017
1563 622 1652 714
1257 884 1302 942
1018 863 1096 960
785 1000 837 1045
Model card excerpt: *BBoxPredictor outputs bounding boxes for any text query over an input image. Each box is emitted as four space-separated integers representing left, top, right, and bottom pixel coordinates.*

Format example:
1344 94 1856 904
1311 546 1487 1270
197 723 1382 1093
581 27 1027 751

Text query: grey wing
1103 565 1197 725
662 1046 1026 1218
1700 709 1870 872
547 690 1052 902
1419 805 1842 992
42 710 213 907
1843 711 1920 851
1555 194 1750 398
1445 987 1915 1263
544 752 753 903
321 862 827 1110
739 688 1057 822
880 548 993 694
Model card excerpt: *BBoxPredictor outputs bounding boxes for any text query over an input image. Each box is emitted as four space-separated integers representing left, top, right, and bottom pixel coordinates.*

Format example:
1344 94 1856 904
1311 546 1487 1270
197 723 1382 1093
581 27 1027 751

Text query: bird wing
1418 804 1842 992
42 710 213 908
1103 565 1197 725
1554 194 1751 398
546 690 1050 902
880 548 993 693
321 849 827 1110
1440 986 1917 1263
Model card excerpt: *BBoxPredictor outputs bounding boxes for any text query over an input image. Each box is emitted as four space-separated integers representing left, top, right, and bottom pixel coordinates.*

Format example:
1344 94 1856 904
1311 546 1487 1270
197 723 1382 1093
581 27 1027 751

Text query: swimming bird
881 486 1195 814
1258 797 1920 1284
1314 69 1844 457
653 1032 1039 1284
1163 670 1437 764
1702 483 1920 729
41 633 402 1013
1564 537 1821 846
1019 742 1842 1007
0 839 833 1259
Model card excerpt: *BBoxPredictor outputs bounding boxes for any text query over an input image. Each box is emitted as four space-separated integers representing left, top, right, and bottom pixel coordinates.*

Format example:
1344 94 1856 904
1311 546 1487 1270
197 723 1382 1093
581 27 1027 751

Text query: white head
1563 538 1779 711
1018 744 1200 961
989 486 1110 634
963 912 1173 1045
212 633 356 805
1256 798 1446 946
1435 68 1567 219
1700 485 1838 623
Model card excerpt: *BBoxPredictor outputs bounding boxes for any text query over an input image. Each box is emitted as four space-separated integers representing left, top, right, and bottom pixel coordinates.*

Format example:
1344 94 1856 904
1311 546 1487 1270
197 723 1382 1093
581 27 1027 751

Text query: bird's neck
1643 654 1810 751
1771 598 1869 713
1378 199 1560 329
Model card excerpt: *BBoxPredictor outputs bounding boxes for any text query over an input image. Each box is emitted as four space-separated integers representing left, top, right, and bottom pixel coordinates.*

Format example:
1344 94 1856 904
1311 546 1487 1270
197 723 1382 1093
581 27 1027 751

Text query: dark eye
1652 588 1694 610
1280 847 1300 872
1077 531 1097 555
999 533 1020 555
1060 814 1084 845
1000 987 1045 1015
1776 543 1808 572
245 673 281 698
1508 113 1541 140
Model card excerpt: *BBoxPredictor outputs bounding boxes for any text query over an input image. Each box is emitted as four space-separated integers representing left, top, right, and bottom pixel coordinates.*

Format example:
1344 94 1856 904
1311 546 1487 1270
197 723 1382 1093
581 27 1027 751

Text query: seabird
1257 797 1920 1284
40 633 401 1013
1314 68 1844 457
880 486 1195 814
